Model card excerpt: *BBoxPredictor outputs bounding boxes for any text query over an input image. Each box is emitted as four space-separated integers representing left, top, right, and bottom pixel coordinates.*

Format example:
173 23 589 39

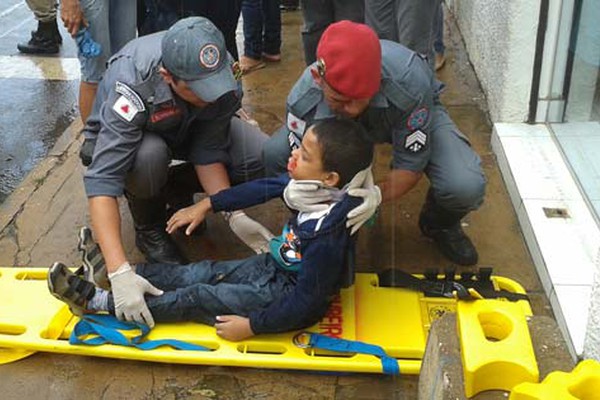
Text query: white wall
584 249 600 361
446 0 541 123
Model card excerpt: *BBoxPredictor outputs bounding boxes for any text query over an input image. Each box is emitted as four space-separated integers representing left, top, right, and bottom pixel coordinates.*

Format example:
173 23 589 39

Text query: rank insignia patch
405 129 427 153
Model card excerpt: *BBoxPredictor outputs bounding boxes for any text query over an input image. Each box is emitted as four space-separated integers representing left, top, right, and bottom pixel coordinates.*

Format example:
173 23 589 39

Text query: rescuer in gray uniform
81 17 272 325
263 21 486 266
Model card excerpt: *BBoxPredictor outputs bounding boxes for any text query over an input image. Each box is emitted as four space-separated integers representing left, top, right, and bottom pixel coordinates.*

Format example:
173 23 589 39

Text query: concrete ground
0 10 563 400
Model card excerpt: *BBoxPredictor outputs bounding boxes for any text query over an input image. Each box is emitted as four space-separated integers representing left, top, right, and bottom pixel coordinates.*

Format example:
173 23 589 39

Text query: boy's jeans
108 254 295 326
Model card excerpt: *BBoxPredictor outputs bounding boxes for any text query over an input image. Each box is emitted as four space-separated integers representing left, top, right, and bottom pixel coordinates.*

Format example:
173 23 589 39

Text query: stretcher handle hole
302 349 356 358
237 343 287 355
14 271 47 281
0 324 26 336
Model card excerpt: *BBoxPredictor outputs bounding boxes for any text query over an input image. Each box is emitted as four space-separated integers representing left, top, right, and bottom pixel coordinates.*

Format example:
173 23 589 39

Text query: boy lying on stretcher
47 119 375 341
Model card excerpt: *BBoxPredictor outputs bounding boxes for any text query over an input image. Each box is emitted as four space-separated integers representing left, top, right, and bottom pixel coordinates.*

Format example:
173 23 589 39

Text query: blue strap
69 314 210 351
298 332 400 375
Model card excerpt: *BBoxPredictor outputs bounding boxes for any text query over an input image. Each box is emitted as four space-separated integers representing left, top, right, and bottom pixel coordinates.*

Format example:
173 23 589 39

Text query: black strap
377 268 529 302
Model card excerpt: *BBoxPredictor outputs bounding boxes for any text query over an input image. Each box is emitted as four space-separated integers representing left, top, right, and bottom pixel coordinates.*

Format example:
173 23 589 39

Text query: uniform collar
153 76 176 106
369 88 388 108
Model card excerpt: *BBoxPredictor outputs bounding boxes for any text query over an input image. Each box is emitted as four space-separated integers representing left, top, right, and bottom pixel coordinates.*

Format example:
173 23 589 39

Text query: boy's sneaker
76 226 111 290
47 262 96 316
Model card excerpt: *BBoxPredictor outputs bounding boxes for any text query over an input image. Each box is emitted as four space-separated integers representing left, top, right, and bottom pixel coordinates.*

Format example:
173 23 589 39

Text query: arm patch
115 81 146 112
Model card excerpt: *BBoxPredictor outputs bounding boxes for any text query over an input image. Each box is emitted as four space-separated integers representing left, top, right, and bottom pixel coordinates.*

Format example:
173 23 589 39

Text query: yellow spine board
0 268 530 375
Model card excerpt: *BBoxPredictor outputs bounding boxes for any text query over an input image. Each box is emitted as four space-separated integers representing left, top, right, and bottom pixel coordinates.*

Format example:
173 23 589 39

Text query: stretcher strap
70 314 210 351
297 332 400 375
378 268 529 301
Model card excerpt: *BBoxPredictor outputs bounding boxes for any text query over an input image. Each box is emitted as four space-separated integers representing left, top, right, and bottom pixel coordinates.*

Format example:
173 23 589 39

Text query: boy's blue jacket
209 174 361 335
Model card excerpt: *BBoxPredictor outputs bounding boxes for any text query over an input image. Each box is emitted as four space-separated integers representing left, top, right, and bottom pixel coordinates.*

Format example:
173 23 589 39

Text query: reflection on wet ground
0 0 79 204
0 79 78 203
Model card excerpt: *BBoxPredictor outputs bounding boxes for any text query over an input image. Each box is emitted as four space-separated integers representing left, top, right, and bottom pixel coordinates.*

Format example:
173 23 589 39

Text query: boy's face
287 128 339 187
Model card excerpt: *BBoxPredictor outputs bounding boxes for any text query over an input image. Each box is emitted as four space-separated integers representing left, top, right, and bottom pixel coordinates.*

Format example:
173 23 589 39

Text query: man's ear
323 171 340 188
159 67 173 84
310 67 323 86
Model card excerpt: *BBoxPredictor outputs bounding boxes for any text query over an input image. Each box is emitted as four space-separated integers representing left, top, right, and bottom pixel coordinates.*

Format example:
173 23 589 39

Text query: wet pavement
0 7 569 400
0 0 79 203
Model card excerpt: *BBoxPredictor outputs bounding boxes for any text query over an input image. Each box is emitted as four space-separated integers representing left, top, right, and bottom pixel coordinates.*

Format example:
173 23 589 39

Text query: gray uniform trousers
25 0 57 22
299 0 364 65
365 0 440 65
126 117 269 199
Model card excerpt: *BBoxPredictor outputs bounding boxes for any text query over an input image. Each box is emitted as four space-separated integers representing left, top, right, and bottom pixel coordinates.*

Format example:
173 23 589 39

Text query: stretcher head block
509 359 600 400
458 300 539 397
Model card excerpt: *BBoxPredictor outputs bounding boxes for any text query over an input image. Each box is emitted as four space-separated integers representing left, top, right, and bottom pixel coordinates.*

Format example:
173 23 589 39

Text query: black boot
418 189 478 266
17 19 62 54
126 192 189 264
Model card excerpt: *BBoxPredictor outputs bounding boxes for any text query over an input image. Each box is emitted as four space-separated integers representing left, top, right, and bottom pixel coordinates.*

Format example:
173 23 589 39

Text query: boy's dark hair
311 119 374 187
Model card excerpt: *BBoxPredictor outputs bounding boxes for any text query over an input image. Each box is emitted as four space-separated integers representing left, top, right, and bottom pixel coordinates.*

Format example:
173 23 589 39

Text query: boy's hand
166 199 210 235
215 315 254 341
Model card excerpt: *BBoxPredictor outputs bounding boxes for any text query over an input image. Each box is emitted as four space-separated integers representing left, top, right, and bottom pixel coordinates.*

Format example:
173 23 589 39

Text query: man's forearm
194 163 231 196
88 196 127 273
379 169 422 203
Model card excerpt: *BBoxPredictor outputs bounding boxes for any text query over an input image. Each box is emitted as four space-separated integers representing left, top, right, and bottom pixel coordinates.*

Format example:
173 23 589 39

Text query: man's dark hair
311 119 374 187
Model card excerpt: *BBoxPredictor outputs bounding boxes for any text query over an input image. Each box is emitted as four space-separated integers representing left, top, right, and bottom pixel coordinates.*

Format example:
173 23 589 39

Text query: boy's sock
87 288 109 312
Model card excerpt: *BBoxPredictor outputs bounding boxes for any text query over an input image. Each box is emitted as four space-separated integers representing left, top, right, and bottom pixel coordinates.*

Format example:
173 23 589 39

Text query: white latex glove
108 262 163 328
223 211 275 254
347 168 382 235
283 179 336 212
344 166 370 191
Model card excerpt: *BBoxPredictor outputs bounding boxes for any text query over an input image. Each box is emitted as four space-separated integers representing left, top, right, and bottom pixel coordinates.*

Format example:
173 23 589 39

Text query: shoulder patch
113 95 141 122
407 107 429 130
287 112 307 136
405 129 427 153
115 81 146 112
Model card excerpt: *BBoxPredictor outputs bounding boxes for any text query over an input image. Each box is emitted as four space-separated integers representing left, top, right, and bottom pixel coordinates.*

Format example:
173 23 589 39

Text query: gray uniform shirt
285 40 448 172
83 32 241 198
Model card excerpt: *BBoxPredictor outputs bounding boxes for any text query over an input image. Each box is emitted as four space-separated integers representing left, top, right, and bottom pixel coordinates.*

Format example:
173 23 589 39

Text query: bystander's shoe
17 19 62 54
48 262 96 316
240 55 266 75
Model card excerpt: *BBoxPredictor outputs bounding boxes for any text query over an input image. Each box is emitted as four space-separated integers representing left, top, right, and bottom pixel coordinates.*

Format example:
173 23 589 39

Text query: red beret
316 21 382 99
